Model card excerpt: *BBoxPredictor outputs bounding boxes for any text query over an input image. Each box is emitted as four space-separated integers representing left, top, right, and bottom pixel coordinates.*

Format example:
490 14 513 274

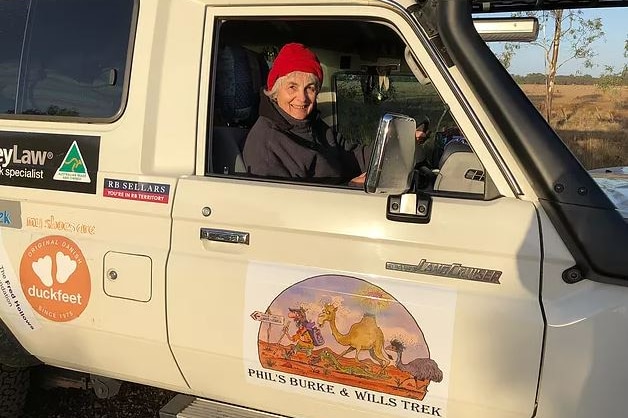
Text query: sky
487 8 627 76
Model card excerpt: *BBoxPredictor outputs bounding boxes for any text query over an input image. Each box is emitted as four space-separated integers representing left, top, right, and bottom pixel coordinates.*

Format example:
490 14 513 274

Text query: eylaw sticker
0 132 99 194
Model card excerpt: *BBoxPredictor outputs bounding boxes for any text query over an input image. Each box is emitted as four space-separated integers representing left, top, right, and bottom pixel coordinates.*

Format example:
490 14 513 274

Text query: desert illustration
254 275 443 401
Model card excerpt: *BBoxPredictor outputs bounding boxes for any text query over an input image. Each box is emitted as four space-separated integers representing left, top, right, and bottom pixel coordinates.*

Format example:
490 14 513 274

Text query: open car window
208 18 487 197
334 71 487 196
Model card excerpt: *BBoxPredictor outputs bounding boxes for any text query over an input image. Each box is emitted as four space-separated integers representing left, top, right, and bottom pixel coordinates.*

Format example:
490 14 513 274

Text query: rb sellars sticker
0 230 38 331
103 178 171 204
20 235 91 322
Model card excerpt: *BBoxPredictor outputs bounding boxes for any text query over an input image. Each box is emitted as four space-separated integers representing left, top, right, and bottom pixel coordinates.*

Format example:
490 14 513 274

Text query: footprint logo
31 251 77 287
56 252 76 284
32 256 53 287
21 236 91 323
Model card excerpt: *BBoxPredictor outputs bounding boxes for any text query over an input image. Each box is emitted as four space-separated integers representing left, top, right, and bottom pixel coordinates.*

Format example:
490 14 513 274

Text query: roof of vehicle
471 0 628 13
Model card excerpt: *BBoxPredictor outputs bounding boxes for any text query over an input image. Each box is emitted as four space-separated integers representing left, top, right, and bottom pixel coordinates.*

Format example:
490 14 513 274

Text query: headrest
438 141 473 168
215 45 267 127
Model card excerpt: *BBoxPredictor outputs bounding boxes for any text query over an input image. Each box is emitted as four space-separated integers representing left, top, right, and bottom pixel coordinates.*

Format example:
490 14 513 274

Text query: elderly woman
243 43 370 183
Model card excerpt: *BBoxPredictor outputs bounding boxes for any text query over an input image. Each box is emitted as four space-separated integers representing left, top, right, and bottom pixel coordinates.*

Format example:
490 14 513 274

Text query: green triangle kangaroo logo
53 141 90 183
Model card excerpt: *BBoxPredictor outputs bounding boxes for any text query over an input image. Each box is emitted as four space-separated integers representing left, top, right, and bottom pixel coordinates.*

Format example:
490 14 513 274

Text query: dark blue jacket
243 95 370 184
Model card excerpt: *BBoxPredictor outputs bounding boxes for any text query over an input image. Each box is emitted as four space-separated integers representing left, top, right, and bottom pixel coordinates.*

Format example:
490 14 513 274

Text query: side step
160 394 284 418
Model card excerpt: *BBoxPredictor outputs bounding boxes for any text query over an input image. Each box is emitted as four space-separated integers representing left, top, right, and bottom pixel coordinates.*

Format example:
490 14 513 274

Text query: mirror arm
386 191 432 224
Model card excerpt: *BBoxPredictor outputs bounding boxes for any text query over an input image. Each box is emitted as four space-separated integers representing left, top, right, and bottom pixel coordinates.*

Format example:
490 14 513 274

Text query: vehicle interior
207 18 488 197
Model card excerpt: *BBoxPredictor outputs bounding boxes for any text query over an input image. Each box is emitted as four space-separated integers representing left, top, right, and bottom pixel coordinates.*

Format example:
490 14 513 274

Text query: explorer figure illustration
286 306 324 358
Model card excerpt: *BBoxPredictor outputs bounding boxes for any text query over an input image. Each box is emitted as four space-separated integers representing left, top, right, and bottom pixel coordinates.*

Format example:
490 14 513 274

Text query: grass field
519 84 627 169
335 76 626 170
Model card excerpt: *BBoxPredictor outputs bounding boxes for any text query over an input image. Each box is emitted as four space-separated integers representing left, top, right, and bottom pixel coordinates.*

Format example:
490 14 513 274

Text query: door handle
200 228 250 245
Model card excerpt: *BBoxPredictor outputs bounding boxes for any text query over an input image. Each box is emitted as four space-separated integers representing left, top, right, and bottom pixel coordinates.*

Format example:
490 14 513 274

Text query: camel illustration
317 303 392 374
386 339 443 391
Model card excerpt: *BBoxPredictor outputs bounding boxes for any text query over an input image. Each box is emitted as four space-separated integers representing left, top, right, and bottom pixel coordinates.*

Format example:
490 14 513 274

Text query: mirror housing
473 17 539 42
365 113 416 195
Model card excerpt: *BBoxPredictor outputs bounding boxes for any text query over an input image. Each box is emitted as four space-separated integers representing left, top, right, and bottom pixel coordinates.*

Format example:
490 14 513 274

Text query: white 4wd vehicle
0 0 626 417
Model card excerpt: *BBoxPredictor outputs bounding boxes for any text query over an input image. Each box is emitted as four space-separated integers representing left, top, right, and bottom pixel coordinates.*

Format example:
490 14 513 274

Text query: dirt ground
519 84 627 169
22 370 174 418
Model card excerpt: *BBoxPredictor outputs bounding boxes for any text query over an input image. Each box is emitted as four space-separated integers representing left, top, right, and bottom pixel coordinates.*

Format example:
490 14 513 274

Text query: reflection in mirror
365 113 416 194
333 72 456 147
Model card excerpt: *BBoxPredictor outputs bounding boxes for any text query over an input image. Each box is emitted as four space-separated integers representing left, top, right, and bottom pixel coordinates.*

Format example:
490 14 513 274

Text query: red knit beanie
267 43 323 91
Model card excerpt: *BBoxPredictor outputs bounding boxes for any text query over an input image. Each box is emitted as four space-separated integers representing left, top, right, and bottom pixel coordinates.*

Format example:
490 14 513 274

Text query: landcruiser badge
386 259 502 284
20 235 91 322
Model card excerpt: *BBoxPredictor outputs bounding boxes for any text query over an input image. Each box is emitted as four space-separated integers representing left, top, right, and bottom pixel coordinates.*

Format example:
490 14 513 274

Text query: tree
624 35 627 76
596 34 628 93
499 10 605 123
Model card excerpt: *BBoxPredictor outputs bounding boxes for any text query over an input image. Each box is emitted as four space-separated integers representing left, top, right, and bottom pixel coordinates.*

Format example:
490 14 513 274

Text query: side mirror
473 17 539 42
365 113 416 194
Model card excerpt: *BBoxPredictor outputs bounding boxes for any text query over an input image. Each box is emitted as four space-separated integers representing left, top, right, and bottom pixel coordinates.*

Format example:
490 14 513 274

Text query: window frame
197 5 514 200
0 0 139 123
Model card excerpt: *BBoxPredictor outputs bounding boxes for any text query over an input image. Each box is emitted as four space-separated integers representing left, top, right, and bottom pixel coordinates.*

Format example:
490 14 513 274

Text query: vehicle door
167 4 544 418
0 0 185 389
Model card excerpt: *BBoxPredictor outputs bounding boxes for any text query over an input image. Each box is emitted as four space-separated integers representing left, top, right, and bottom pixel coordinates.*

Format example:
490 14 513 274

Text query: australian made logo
53 141 90 183
0 145 53 180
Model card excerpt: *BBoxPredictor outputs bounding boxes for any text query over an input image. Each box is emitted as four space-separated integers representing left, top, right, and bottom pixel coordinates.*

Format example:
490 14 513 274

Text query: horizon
486 7 627 76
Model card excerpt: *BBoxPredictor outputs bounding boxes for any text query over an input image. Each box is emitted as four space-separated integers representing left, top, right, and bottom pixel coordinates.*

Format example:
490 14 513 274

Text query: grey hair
264 71 320 101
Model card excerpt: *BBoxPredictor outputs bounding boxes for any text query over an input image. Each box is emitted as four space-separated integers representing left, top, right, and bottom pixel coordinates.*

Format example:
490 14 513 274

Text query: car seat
433 141 485 194
211 45 268 174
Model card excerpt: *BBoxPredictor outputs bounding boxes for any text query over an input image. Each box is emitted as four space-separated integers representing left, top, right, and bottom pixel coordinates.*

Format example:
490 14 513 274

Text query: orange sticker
20 235 90 322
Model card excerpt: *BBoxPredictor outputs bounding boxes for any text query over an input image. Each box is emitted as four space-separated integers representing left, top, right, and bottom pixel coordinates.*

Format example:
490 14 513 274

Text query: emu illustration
317 303 392 373
386 339 443 390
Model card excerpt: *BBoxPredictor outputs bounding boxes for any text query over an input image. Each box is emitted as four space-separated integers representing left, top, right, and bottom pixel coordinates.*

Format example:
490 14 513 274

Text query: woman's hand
415 120 429 144
349 172 366 187
415 128 427 144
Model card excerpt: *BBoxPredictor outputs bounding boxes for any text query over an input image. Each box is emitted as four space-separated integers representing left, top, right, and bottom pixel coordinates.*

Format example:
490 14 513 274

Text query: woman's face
276 72 318 120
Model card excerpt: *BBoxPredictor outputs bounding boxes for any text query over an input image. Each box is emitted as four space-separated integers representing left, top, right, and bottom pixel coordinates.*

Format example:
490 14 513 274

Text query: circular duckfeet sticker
20 235 90 322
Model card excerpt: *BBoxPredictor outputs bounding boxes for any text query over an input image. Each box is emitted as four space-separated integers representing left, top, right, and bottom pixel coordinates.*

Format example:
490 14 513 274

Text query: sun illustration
355 284 393 314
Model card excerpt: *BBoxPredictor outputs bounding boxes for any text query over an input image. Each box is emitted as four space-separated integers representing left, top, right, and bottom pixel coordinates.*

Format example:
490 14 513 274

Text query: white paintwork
168 175 544 418
103 252 153 302
535 208 628 418
0 0 624 417
0 1 194 388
